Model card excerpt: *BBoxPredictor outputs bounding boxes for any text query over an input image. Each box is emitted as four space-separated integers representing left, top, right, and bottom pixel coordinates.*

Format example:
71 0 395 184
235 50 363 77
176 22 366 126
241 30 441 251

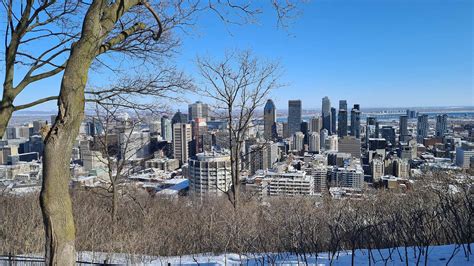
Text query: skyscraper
188 101 209 121
381 126 396 145
308 132 320 153
435 114 448 137
291 131 305 152
263 99 277 140
171 110 188 125
331 107 337 135
366 117 377 145
338 100 348 138
188 152 231 196
288 100 302 136
399 115 409 142
300 121 309 144
350 104 361 138
322 97 331 133
320 129 329 150
310 116 322 133
161 116 172 141
417 114 429 143
172 123 192 165
339 100 347 111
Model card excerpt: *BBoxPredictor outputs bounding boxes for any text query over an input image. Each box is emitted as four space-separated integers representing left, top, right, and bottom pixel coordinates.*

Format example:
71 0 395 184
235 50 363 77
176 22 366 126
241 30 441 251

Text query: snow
75 243 472 265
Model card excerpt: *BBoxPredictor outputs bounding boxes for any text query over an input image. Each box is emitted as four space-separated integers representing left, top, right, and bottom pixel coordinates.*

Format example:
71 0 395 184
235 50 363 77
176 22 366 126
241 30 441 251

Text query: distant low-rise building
330 165 364 189
455 142 474 169
248 168 314 198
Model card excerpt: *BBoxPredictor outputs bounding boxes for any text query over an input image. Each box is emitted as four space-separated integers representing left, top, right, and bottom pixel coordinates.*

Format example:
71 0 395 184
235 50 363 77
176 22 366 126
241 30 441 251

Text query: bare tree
2 1 299 264
197 51 281 208
0 0 80 137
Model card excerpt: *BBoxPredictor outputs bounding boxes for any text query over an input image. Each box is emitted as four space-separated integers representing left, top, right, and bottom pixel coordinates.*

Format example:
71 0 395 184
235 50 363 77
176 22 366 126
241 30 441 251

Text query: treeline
0 174 472 265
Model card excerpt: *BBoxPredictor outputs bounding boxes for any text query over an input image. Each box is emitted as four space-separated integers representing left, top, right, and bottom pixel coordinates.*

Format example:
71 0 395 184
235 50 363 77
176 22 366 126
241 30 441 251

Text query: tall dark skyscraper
322 96 331 134
339 100 347 111
338 100 348 138
381 126 396 145
366 116 377 145
172 110 188 125
417 114 428 143
288 100 302 136
263 99 277 140
350 104 361 138
399 115 409 142
300 121 309 144
375 121 380 138
435 114 448 137
331 107 337 135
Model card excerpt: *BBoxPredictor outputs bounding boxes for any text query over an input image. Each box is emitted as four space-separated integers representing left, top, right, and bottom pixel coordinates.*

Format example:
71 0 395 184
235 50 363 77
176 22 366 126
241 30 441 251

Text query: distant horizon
13 105 474 116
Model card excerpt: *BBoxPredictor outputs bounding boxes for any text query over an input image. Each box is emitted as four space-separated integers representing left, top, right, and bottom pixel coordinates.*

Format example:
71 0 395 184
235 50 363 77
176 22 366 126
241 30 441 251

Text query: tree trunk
40 18 98 266
0 103 13 138
39 1 113 263
112 182 118 222
40 130 77 265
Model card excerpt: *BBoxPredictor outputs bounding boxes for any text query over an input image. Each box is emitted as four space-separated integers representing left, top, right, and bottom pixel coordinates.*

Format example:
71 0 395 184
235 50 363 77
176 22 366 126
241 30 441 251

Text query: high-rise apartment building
308 132 320 153
417 114 429 143
160 116 172 141
172 123 192 165
320 129 328 150
288 100 302 136
291 132 305 152
330 165 364 189
263 99 277 140
188 151 231 196
399 115 409 142
326 135 338 152
331 107 337 135
249 142 279 174
310 116 322 133
435 114 448 137
371 157 385 182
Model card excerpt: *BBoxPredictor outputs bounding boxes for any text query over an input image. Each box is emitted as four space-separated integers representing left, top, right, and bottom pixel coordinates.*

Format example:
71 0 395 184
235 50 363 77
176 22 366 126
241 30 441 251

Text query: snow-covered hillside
76 243 472 265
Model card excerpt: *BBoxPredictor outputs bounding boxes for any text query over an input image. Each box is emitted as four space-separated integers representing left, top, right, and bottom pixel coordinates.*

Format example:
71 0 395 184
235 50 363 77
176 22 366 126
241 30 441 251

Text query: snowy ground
76 243 472 265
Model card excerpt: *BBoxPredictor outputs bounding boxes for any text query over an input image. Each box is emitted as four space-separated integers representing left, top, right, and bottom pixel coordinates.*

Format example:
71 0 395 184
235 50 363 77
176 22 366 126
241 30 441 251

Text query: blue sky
3 0 473 111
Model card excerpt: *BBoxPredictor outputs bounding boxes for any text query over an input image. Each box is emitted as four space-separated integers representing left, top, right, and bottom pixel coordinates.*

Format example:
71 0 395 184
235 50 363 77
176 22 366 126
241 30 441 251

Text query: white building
291 132 305 152
330 165 364 189
250 169 314 197
371 157 384 182
394 158 410 178
249 142 279 174
310 164 328 193
188 151 232 196
456 142 474 169
308 132 320 153
326 135 338 152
